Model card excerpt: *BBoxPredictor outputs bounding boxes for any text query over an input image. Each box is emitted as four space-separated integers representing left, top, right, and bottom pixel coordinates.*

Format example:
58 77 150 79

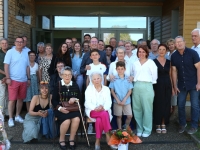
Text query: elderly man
171 36 200 134
4 36 30 127
191 28 200 124
109 37 117 57
148 39 169 60
0 38 9 117
124 41 138 63
98 40 105 51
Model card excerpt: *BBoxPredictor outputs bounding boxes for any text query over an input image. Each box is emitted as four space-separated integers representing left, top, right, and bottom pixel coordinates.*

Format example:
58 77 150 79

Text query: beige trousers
0 80 8 115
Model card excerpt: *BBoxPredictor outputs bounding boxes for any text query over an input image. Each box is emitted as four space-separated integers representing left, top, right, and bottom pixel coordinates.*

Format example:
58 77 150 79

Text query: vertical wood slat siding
184 0 200 47
149 17 161 41
161 0 184 43
149 0 184 43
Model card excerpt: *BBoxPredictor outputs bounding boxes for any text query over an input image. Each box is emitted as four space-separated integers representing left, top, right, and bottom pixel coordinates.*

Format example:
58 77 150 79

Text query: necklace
66 86 70 92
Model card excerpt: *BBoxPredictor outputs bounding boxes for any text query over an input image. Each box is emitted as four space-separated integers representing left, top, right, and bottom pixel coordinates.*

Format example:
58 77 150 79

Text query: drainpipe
3 0 8 38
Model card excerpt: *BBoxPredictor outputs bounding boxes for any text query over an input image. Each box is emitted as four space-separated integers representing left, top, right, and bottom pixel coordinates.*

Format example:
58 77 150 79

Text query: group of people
0 28 200 150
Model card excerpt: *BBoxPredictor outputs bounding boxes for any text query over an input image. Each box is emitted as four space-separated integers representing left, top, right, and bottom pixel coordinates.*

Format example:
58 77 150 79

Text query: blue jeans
178 89 199 128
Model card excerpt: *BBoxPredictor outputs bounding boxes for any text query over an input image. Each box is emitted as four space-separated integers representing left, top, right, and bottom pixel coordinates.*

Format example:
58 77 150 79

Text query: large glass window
101 17 146 28
54 16 98 28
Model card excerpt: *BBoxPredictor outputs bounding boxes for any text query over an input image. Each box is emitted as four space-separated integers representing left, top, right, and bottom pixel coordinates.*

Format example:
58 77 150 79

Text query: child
109 61 133 129
24 51 39 112
86 49 107 86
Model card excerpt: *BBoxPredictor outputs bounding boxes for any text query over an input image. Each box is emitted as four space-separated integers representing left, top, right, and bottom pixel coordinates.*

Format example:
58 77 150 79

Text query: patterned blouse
39 57 52 82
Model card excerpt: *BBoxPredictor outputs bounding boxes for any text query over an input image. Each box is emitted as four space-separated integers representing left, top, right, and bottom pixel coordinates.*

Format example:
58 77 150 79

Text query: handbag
58 81 79 112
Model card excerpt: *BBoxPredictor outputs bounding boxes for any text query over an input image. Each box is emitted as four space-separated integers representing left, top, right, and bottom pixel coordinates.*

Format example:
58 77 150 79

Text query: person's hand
85 65 91 71
196 83 200 91
120 101 125 106
174 86 180 95
1 77 6 84
69 98 78 104
128 76 134 83
38 110 45 117
27 80 31 87
42 110 48 117
109 74 115 81
6 78 11 85
116 100 121 105
98 105 104 111
60 107 69 114
172 87 175 96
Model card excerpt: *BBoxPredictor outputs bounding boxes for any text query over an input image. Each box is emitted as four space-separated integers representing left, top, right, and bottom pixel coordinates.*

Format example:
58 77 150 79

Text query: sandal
156 125 161 133
59 141 67 150
161 125 167 134
69 140 76 150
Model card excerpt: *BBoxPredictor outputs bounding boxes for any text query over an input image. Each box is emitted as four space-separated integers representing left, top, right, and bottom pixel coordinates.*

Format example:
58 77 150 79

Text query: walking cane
75 99 90 147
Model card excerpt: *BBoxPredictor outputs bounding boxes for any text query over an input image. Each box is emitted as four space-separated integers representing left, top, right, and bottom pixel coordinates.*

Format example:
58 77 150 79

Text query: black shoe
59 141 67 150
69 140 76 150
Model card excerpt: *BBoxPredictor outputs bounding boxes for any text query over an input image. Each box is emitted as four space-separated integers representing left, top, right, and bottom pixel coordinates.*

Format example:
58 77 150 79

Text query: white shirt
132 59 158 84
132 48 137 55
107 60 133 81
191 44 200 58
61 79 72 86
84 85 112 122
124 53 138 64
30 62 38 75
86 63 106 85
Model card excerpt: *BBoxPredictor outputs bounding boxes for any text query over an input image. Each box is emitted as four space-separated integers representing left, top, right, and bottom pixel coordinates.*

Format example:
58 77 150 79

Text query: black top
171 47 200 90
80 50 108 74
33 96 49 112
49 73 62 94
52 81 81 109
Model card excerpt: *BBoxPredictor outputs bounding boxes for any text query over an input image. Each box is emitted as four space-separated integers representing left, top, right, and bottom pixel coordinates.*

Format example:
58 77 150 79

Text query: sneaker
122 124 127 129
187 127 198 134
15 115 24 123
87 124 93 134
178 124 187 133
142 133 150 137
8 118 14 127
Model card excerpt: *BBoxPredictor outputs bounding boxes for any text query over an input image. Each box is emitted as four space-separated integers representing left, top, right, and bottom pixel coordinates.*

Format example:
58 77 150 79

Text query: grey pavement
5 106 200 150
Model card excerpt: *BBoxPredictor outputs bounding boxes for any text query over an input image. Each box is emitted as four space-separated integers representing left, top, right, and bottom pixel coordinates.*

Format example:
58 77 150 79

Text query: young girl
71 42 84 92
24 51 39 111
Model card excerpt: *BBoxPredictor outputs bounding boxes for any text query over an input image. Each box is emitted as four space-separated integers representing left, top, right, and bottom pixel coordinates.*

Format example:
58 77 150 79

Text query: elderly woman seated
52 66 81 150
85 72 117 150
22 82 54 143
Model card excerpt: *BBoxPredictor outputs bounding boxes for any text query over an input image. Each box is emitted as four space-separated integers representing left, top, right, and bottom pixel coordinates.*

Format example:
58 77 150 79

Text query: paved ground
4 106 200 150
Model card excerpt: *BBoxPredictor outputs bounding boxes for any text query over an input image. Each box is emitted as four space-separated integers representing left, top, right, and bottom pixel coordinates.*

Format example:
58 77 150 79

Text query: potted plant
108 126 142 150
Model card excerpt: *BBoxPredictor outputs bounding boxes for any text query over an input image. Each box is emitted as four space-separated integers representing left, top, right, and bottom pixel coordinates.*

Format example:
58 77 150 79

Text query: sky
54 16 146 28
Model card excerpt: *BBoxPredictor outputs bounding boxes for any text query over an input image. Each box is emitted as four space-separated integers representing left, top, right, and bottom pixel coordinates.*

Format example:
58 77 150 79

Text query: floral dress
39 57 52 82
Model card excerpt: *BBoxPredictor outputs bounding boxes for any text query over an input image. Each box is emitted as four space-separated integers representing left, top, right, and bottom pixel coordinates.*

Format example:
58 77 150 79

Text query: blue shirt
109 75 133 105
4 48 29 82
171 47 200 90
148 52 169 60
71 53 84 75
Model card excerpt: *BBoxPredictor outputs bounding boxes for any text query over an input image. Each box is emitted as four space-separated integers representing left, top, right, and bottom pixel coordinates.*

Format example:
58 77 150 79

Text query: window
101 17 146 28
54 16 98 28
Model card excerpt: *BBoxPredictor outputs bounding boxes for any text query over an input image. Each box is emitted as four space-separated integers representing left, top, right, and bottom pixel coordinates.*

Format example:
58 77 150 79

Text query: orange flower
122 131 129 137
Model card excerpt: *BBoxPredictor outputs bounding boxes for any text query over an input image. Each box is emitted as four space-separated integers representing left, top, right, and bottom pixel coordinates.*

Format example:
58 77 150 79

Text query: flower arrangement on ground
108 126 142 149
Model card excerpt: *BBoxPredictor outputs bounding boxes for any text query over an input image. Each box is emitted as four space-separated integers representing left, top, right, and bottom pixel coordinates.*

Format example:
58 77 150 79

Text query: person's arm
29 95 43 117
194 62 200 91
121 89 132 105
150 60 158 84
80 53 87 74
169 62 175 96
0 69 5 75
86 75 90 87
171 66 179 95
26 66 31 86
110 89 121 104
4 63 11 85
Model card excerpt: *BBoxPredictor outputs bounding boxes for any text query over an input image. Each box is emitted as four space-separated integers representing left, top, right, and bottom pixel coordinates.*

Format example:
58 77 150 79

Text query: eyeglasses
62 74 72 77
29 55 36 57
15 41 24 44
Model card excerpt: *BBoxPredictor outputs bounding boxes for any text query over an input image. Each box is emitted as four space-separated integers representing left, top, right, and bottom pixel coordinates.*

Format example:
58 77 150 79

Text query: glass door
32 28 53 52
100 30 117 45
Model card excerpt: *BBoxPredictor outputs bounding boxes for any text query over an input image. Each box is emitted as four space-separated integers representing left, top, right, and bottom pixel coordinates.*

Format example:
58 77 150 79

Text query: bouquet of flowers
108 126 142 149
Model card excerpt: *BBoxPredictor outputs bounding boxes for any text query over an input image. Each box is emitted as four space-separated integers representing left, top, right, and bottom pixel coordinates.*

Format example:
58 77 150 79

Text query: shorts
113 103 132 116
8 80 27 100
